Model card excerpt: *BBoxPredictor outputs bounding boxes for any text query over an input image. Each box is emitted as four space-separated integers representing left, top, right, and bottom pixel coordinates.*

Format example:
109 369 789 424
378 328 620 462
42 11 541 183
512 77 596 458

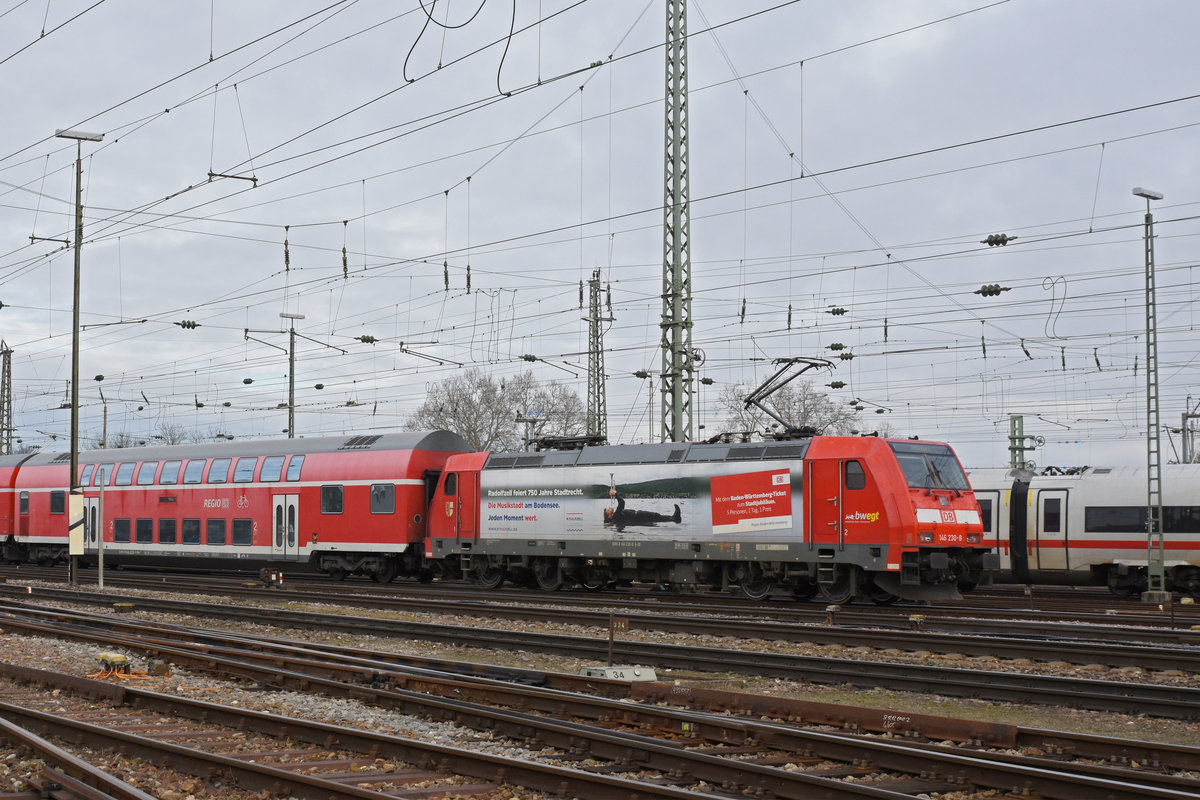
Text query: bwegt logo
844 510 881 523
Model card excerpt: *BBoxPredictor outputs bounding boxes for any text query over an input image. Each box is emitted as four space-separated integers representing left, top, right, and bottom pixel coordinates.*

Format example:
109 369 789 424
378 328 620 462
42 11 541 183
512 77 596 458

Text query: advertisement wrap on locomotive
0 430 995 603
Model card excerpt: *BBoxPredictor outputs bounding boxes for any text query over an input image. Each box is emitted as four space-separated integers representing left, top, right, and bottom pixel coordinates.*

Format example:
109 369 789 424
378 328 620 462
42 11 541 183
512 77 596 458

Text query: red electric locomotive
428 435 993 602
0 431 470 582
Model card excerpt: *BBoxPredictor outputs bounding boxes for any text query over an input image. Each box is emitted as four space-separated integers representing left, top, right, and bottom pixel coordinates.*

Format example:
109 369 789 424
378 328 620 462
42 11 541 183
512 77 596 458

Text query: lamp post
1134 186 1170 604
56 128 103 586
280 312 305 438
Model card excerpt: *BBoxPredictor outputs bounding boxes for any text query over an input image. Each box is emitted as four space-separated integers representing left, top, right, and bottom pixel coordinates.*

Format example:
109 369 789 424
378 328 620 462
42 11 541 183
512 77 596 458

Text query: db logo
940 509 956 524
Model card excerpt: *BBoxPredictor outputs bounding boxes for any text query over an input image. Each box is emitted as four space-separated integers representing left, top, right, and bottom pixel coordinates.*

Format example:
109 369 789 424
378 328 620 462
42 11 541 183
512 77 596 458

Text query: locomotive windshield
889 441 970 491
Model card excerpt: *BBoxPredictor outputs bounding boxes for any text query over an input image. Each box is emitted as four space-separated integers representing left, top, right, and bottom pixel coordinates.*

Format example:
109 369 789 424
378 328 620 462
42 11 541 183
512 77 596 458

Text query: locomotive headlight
919 531 934 543
966 533 981 544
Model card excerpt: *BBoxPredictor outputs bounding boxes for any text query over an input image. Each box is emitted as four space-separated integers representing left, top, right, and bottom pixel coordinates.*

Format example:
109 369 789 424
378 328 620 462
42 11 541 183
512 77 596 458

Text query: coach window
18 492 28 514
95 464 114 485
233 457 257 483
208 458 231 484
1043 498 1062 533
206 519 227 545
260 456 285 482
978 498 993 534
159 519 177 544
844 461 866 490
232 519 253 546
114 519 131 543
321 485 344 514
182 519 201 544
50 491 65 514
136 518 153 543
286 455 305 481
114 462 136 486
159 460 181 485
183 459 205 484
444 472 457 497
136 462 158 485
80 464 94 486
370 484 395 514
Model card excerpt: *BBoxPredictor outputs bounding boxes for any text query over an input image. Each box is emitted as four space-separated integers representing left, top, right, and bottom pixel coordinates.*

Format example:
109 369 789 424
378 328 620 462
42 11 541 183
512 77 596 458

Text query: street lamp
56 128 103 586
280 312 305 438
1133 186 1169 604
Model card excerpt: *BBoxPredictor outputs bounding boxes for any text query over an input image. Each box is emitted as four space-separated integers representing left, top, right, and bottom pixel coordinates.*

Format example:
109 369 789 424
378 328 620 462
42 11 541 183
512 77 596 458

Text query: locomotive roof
485 437 814 469
0 430 469 469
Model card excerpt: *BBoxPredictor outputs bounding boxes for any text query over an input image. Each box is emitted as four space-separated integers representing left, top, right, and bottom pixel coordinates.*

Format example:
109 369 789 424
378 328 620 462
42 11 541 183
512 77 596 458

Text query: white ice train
966 465 1200 598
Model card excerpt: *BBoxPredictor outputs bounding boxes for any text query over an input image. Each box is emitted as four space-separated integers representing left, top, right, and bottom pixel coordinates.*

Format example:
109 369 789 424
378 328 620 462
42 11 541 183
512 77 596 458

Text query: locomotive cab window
50 491 65 514
233 457 257 483
844 461 866 490
321 485 344 514
136 462 158 485
260 456 285 482
370 484 395 514
208 458 231 484
286 455 304 481
160 461 181 485
444 472 457 496
114 462 136 486
889 442 969 491
183 460 205 484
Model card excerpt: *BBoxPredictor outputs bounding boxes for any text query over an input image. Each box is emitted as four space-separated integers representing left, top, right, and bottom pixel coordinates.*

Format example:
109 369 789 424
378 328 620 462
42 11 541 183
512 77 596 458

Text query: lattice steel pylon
660 0 693 443
1137 190 1169 603
585 269 613 441
0 341 11 455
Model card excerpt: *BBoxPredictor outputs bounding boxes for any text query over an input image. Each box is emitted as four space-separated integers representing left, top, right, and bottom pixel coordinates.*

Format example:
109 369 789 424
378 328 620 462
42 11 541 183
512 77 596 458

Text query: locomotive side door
454 471 480 541
1034 489 1069 570
807 459 843 547
271 494 299 559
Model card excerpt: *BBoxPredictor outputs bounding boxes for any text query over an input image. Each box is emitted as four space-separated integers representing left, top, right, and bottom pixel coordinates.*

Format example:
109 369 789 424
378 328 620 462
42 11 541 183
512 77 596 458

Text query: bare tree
105 431 144 448
715 381 862 439
405 368 585 451
155 422 190 444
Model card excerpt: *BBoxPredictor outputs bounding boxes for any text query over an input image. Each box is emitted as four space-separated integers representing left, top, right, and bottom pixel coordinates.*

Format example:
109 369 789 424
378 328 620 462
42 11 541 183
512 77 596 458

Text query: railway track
3 584 1200 720
3 610 1200 799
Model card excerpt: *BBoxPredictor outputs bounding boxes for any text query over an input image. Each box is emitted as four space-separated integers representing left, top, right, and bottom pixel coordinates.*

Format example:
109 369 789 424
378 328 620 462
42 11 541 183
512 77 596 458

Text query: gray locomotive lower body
433 536 995 603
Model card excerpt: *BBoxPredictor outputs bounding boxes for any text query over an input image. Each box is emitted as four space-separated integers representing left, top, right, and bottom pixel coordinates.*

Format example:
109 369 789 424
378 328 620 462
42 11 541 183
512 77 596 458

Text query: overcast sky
1 0 1198 468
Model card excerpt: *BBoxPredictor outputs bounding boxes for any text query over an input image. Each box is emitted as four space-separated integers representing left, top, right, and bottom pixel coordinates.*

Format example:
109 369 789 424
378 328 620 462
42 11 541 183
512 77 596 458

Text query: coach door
807 459 843 547
272 494 299 559
1035 489 1069 570
83 497 101 552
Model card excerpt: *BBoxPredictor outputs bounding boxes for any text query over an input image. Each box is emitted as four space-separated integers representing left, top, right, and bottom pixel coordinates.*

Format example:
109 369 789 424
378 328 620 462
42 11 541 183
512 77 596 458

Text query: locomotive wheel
865 583 899 605
534 559 563 592
473 563 506 590
818 568 858 604
738 566 775 600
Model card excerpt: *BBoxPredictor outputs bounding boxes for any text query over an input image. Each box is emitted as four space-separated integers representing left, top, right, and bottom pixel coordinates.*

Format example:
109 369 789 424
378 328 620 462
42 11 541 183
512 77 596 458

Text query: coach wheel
533 559 563 592
472 559 506 590
325 566 347 581
370 561 398 584
818 567 858 605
